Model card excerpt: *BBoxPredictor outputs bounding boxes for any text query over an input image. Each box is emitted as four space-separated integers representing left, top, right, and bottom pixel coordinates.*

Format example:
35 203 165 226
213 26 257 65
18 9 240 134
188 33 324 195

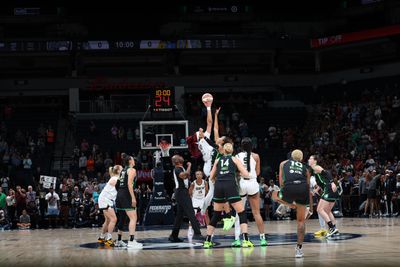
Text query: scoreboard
151 87 175 112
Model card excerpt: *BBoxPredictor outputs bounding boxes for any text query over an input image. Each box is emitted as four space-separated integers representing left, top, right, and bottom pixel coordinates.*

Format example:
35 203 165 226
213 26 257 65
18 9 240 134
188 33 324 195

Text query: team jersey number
289 161 303 175
243 155 248 167
220 159 230 174
290 161 303 168
221 159 229 167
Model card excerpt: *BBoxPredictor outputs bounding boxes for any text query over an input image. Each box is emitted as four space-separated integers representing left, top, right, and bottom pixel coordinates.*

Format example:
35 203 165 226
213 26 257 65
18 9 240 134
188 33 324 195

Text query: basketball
202 93 213 103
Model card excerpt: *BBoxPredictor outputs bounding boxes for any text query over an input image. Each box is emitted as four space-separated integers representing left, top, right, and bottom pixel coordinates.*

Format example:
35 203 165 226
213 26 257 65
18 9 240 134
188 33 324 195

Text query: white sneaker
115 240 128 247
127 240 143 249
295 247 304 258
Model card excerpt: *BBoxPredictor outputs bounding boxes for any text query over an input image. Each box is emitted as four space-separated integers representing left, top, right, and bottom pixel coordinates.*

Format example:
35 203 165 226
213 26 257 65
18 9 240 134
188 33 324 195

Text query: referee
169 155 203 242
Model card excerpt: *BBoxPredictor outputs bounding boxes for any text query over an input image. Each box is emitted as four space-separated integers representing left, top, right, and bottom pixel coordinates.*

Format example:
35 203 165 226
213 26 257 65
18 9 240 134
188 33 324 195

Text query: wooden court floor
1 218 399 267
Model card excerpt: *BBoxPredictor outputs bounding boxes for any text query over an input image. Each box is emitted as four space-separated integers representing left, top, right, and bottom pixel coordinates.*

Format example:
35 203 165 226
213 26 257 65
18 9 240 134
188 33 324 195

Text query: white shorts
192 198 205 209
239 179 259 197
203 160 212 177
98 196 115 210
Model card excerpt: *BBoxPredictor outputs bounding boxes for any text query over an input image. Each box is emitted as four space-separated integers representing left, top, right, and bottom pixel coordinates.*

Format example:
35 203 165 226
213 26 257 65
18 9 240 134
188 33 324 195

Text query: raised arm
214 107 221 142
178 162 192 180
204 101 213 135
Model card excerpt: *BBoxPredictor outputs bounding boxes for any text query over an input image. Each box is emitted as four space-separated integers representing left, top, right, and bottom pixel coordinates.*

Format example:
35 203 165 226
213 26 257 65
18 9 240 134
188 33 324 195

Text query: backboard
140 120 189 150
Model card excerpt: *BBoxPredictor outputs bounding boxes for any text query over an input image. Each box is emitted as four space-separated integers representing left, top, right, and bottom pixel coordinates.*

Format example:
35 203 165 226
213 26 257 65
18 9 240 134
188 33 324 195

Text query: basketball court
1 4 400 267
1 218 398 267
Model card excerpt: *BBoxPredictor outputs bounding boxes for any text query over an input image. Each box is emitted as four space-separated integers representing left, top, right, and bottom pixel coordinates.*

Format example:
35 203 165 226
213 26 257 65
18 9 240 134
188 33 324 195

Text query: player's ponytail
109 165 122 176
241 137 252 172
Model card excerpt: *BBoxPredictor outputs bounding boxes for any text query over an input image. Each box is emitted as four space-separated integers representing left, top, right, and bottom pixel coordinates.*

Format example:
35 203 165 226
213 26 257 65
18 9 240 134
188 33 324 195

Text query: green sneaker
223 216 235 231
260 238 268 246
242 240 254 248
203 241 214 249
231 239 241 247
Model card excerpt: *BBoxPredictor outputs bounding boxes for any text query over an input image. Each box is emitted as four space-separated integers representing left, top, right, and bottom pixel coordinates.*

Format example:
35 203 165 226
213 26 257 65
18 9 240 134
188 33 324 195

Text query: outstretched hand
203 100 212 108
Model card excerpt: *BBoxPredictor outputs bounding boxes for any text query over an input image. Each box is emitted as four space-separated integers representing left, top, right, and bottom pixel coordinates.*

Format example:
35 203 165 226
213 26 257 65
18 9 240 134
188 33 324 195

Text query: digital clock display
152 88 175 112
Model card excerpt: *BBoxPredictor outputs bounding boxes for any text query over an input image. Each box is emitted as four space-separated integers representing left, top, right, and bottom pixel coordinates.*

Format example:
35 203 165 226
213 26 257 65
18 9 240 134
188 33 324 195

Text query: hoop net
159 140 171 157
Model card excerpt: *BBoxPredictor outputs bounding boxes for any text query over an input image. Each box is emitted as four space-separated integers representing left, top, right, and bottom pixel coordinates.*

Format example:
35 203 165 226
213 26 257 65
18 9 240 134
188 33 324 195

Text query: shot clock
151 87 175 112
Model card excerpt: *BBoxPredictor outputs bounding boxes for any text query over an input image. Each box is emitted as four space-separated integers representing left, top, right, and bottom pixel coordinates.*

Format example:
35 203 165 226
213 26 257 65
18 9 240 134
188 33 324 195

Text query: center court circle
80 233 362 250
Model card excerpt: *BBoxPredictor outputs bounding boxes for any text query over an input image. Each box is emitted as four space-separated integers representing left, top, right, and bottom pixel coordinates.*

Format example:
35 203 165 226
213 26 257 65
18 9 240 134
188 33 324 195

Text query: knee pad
238 211 247 224
210 211 223 227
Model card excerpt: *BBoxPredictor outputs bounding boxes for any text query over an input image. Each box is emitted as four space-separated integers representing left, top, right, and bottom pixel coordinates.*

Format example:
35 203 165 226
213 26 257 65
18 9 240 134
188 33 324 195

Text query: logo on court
80 233 362 251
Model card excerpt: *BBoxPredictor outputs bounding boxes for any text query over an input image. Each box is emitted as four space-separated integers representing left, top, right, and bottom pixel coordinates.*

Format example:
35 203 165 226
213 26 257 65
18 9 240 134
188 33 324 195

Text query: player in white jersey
189 171 209 228
197 94 214 177
231 137 267 247
190 171 209 211
97 165 122 247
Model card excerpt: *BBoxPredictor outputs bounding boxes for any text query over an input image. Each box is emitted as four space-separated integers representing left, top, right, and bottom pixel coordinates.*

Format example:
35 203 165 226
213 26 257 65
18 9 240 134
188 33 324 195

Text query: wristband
207 107 211 111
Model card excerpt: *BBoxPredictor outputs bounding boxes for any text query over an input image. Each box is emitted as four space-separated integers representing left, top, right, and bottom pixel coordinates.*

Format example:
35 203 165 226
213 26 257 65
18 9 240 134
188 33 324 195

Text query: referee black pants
171 188 201 237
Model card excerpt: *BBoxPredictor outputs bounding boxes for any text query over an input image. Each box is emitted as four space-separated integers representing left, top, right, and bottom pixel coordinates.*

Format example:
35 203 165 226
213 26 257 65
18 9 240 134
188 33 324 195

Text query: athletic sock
100 233 105 239
206 235 212 242
130 235 134 241
118 234 122 241
242 233 249 241
106 233 112 240
260 233 265 240
327 221 334 229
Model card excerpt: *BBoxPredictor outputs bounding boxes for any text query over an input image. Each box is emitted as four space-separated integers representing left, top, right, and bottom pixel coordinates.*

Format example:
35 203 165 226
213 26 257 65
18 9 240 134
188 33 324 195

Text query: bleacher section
75 119 141 157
